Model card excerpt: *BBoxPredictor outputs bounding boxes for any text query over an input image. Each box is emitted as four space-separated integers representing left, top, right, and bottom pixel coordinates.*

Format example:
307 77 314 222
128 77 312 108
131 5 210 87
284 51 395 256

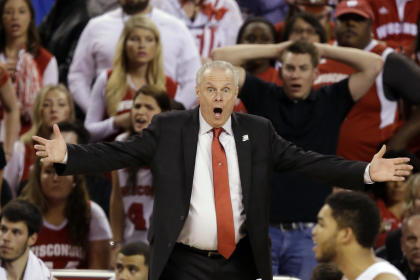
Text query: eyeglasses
291 28 317 36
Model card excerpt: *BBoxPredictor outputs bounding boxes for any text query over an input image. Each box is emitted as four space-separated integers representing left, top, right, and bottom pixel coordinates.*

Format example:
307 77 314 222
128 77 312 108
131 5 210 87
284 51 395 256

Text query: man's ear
28 232 38 247
338 227 353 245
195 86 199 97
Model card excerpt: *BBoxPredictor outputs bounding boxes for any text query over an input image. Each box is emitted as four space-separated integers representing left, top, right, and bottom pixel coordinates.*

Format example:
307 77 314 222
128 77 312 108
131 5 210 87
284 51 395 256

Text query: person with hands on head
212 40 384 279
33 61 412 280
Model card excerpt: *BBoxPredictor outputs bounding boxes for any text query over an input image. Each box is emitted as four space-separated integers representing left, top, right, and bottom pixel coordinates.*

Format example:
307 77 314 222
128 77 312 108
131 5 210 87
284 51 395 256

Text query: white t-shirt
0 251 53 280
116 132 154 244
153 0 243 58
344 260 406 280
68 7 200 111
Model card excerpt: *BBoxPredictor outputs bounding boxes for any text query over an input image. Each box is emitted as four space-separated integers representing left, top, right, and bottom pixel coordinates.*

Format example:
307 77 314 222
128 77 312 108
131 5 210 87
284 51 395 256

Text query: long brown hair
20 158 91 247
0 0 40 56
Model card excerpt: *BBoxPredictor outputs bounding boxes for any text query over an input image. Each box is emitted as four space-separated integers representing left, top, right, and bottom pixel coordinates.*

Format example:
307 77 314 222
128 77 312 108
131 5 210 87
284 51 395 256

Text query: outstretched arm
33 119 158 175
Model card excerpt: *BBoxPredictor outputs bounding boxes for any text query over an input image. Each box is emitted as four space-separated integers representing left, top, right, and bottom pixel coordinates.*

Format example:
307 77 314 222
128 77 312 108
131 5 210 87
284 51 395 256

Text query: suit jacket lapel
231 113 252 207
182 108 199 195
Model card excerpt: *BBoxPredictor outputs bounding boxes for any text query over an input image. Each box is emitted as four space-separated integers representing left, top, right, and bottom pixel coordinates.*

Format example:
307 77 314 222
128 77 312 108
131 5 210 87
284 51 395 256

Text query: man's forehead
117 253 146 265
1 218 28 231
283 52 312 64
201 70 235 84
319 204 334 220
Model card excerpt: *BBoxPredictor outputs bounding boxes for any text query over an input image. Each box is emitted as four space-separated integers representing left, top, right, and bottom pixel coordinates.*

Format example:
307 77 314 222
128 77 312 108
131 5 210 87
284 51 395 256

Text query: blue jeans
269 225 317 280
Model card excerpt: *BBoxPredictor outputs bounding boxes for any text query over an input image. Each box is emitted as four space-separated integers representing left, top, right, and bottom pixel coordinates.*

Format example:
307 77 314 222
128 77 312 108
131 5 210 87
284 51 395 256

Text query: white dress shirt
177 111 246 250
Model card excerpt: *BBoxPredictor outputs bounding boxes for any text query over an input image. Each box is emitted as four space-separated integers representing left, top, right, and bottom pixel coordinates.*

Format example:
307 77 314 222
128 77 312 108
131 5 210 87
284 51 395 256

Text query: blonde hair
405 173 420 216
21 84 76 144
106 15 166 116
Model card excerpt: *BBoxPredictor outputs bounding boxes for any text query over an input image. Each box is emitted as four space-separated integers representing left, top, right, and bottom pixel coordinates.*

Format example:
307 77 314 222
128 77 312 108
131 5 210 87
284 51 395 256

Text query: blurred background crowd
0 0 420 279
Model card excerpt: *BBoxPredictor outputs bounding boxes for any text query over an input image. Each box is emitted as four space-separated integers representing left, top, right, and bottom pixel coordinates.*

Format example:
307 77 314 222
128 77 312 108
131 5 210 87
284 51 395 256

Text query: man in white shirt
313 191 406 280
68 0 201 112
33 61 413 280
0 200 52 280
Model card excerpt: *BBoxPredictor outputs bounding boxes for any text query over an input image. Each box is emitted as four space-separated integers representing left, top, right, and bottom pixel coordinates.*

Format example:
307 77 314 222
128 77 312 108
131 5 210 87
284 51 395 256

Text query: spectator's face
239 22 274 45
196 67 238 128
0 218 36 262
131 94 162 134
281 52 316 100
239 22 276 73
289 18 321 43
401 216 420 272
385 181 407 205
115 253 148 280
335 13 371 49
2 0 31 40
40 162 75 204
41 89 71 128
312 205 339 263
120 0 148 15
125 27 157 68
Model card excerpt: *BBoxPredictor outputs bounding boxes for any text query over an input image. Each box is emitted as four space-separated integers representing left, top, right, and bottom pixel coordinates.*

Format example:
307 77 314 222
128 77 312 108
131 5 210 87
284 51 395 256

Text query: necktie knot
213 127 223 139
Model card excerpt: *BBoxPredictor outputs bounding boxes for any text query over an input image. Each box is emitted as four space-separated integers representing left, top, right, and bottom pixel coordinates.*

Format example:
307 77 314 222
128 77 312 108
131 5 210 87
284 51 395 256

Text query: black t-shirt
239 73 354 222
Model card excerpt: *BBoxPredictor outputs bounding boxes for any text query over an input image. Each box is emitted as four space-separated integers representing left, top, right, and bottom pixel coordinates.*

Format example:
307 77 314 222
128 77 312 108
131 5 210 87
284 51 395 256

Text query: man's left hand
369 145 413 182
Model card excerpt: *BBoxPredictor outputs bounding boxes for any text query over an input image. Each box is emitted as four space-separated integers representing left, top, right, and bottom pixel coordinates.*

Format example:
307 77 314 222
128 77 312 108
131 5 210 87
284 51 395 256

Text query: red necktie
212 128 236 259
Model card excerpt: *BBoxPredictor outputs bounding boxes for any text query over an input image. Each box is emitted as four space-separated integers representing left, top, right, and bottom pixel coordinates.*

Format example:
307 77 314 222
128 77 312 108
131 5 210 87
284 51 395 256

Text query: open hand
369 145 413 182
32 124 67 163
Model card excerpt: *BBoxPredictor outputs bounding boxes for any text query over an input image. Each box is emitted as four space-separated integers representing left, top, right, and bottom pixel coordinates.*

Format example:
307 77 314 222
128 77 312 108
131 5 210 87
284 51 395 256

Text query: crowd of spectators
0 0 419 279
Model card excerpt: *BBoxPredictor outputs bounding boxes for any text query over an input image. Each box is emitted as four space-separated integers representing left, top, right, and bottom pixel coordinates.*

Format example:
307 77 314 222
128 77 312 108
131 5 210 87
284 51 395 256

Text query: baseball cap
334 0 375 20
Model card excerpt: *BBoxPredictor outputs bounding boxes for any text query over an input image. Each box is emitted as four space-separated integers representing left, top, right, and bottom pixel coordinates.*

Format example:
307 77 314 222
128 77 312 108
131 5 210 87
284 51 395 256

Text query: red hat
334 0 375 20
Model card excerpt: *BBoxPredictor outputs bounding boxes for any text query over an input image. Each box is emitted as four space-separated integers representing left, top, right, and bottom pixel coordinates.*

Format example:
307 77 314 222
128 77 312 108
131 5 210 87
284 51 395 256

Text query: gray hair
196 60 239 88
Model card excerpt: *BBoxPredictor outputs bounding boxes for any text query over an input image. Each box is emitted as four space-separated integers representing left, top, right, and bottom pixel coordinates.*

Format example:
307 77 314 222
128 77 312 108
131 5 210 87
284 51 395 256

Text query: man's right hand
32 124 67 163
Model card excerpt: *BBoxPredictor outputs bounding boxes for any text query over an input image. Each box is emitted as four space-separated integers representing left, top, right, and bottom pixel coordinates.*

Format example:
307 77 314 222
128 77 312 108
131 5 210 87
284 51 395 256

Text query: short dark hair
283 12 327 43
120 241 149 265
326 191 380 248
311 263 343 280
281 40 319 68
54 121 90 144
236 16 278 44
1 199 43 236
133 85 171 113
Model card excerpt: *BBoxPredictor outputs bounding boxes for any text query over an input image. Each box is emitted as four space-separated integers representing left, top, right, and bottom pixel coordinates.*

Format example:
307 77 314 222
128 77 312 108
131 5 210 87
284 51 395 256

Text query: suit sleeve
55 115 160 175
268 120 368 190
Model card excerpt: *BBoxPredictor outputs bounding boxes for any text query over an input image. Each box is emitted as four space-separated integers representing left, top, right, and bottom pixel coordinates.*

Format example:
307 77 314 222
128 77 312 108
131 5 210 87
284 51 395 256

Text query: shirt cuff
61 152 68 164
364 164 374 184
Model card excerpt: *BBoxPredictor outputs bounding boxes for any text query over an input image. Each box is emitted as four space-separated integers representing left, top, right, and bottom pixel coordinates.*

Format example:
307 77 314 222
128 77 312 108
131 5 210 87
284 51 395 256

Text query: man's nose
117 268 130 280
214 90 223 101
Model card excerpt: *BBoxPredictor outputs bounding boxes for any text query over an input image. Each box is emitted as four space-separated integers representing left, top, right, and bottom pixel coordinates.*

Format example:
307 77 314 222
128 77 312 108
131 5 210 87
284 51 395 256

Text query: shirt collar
198 107 233 136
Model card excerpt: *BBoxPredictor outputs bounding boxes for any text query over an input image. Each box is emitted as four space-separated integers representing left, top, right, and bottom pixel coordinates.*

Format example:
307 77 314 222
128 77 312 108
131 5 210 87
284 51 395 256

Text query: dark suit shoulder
233 112 272 130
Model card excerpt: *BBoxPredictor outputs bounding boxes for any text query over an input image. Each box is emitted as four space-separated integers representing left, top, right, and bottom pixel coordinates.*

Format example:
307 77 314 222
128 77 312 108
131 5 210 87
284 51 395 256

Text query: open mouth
213 107 222 118
135 117 147 125
291 84 302 91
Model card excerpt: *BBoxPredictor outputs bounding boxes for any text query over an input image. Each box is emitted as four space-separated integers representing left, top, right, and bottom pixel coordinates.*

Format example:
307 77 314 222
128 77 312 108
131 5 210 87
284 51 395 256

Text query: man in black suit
32 60 412 280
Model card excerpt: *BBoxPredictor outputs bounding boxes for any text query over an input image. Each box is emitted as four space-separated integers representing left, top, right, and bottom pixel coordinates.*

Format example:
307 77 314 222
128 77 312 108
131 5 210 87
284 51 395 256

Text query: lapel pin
242 135 249 142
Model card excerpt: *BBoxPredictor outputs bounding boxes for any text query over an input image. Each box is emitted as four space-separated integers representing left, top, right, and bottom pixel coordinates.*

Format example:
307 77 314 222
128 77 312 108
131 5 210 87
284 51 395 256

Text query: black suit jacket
56 108 367 280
